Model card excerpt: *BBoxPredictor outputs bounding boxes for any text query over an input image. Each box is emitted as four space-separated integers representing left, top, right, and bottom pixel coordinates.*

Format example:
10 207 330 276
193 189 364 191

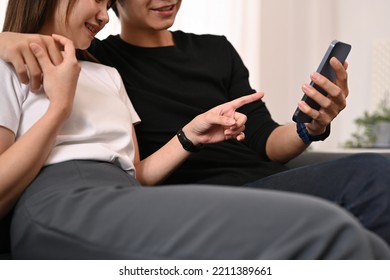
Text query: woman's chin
75 40 93 50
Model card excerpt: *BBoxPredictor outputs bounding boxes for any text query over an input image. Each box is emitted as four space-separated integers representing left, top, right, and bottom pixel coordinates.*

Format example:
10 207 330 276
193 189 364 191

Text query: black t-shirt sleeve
224 37 279 159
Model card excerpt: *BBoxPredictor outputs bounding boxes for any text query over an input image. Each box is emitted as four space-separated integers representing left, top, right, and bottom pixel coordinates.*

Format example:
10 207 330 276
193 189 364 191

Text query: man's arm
0 32 63 91
266 57 349 163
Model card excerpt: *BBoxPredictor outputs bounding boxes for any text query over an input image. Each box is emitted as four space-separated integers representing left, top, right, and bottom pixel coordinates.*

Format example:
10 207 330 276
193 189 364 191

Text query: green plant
344 93 390 148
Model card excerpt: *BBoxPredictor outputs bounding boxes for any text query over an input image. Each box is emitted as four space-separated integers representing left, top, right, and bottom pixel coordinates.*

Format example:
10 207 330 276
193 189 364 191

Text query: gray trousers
11 161 390 259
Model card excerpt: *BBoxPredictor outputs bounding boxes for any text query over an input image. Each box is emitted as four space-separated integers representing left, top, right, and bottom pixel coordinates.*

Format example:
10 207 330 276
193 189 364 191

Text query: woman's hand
182 92 264 145
0 32 63 92
30 34 80 118
135 92 263 185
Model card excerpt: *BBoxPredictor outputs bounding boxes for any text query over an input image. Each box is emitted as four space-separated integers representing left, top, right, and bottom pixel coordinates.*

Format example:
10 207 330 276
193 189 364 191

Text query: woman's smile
85 22 101 38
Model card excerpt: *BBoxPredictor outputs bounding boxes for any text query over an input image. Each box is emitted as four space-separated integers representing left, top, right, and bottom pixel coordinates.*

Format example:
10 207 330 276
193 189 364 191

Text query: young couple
0 0 389 259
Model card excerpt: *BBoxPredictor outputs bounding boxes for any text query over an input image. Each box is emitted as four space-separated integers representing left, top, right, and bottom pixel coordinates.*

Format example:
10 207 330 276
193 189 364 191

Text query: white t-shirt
0 60 140 175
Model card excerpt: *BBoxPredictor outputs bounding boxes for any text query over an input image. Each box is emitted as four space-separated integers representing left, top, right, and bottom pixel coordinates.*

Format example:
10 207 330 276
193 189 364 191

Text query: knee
254 191 390 259
346 153 389 170
339 153 390 191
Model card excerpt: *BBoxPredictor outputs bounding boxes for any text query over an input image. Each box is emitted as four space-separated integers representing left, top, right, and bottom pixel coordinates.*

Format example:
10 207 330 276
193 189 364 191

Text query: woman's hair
2 0 99 62
3 0 69 33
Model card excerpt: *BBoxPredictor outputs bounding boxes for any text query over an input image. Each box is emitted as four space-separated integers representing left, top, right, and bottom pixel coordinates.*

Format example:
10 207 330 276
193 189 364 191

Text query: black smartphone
292 40 352 123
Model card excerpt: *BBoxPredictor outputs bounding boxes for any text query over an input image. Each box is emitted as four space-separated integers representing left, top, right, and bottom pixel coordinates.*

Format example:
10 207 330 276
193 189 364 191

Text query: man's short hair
111 1 120 18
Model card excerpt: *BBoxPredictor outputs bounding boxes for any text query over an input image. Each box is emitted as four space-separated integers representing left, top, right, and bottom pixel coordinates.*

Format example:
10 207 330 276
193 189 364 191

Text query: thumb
199 113 235 129
213 115 236 126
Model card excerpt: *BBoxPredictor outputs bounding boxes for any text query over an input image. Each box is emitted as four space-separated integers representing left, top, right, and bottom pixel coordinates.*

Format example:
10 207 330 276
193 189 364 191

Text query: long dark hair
2 0 98 62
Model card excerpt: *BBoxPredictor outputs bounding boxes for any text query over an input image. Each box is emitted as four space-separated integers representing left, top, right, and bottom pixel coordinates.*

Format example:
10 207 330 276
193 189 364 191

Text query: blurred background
1 0 390 151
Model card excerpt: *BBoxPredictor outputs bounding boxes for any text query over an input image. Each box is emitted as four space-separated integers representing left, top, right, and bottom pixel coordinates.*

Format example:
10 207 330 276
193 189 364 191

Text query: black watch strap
177 129 203 153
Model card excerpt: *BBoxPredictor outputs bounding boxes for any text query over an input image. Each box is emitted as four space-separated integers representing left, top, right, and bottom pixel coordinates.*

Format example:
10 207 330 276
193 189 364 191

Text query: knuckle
333 88 342 98
323 115 333 125
15 70 28 83
339 99 347 111
321 99 332 110
14 65 27 76
30 70 42 80
340 70 348 82
74 62 81 72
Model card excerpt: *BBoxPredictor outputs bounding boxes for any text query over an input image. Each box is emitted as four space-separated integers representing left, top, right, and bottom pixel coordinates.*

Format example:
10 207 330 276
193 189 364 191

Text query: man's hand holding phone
293 40 351 138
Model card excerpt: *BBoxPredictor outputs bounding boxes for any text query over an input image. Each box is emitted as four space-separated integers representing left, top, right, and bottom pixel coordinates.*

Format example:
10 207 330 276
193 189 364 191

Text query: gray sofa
1 151 389 259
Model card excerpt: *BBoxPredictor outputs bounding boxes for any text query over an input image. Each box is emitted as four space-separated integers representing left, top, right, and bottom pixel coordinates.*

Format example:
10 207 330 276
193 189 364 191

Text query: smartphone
292 40 352 123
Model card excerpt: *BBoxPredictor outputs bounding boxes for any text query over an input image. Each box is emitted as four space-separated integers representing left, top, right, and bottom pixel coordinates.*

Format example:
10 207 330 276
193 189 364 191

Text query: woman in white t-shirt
0 0 389 260
0 0 261 219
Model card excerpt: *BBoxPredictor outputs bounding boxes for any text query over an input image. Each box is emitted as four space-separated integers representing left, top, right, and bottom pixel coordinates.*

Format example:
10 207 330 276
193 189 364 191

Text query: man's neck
120 28 174 47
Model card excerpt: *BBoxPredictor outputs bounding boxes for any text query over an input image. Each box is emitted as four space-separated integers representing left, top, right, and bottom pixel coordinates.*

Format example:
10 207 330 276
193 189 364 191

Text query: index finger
330 57 348 78
228 92 264 110
43 35 63 65
29 43 54 73
330 57 348 91
21 49 44 91
51 34 76 59
10 53 31 85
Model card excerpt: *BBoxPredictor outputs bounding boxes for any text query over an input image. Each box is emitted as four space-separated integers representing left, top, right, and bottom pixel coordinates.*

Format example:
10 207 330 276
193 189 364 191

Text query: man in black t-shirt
87 1 337 186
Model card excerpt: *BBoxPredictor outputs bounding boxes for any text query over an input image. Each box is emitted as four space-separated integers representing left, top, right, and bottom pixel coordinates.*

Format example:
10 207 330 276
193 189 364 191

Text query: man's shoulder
90 35 120 50
172 30 232 53
173 30 228 43
89 36 125 66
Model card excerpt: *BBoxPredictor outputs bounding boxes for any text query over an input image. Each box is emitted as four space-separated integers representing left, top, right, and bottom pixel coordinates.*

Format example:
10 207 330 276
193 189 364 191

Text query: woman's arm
0 35 79 218
0 107 71 218
134 92 263 185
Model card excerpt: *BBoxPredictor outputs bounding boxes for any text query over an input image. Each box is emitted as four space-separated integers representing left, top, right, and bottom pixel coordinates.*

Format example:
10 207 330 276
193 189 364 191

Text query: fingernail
30 44 40 54
311 72 319 80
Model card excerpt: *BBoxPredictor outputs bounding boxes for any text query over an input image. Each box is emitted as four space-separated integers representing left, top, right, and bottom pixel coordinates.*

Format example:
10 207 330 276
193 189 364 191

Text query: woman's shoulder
79 61 121 77
78 61 123 89
0 59 17 75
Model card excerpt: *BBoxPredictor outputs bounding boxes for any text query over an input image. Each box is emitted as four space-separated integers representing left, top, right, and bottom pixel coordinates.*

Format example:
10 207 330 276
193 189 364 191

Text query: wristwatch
177 129 203 153
296 122 331 145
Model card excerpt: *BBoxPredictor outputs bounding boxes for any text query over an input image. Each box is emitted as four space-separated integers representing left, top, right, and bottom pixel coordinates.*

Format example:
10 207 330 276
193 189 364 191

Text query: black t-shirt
88 31 288 185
